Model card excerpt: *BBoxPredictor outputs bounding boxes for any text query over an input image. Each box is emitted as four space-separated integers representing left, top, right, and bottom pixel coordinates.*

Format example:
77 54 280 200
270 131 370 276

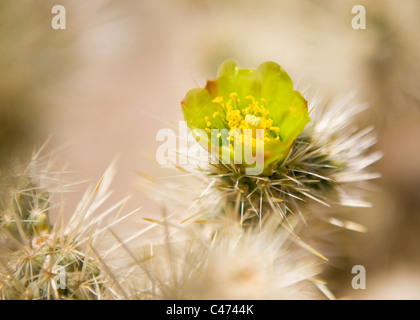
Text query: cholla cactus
0 149 134 300
137 60 380 299
147 60 380 230
1 59 380 300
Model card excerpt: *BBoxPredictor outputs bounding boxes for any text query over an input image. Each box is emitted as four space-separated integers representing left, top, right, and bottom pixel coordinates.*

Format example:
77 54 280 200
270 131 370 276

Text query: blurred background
1 0 419 299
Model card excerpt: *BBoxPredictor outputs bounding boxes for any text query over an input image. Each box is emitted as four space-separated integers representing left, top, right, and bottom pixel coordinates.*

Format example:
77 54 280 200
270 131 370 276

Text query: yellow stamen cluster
205 93 282 146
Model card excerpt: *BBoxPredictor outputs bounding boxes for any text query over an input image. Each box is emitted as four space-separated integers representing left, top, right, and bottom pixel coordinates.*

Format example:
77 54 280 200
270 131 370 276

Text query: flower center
205 93 281 145
245 114 262 127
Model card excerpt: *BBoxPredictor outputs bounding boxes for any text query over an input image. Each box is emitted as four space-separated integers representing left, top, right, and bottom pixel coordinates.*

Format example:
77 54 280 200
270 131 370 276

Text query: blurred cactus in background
136 214 327 300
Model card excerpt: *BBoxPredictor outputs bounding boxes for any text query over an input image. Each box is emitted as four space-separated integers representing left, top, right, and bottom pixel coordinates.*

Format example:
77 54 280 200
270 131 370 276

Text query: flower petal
181 88 227 131
216 60 262 102
258 61 297 123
